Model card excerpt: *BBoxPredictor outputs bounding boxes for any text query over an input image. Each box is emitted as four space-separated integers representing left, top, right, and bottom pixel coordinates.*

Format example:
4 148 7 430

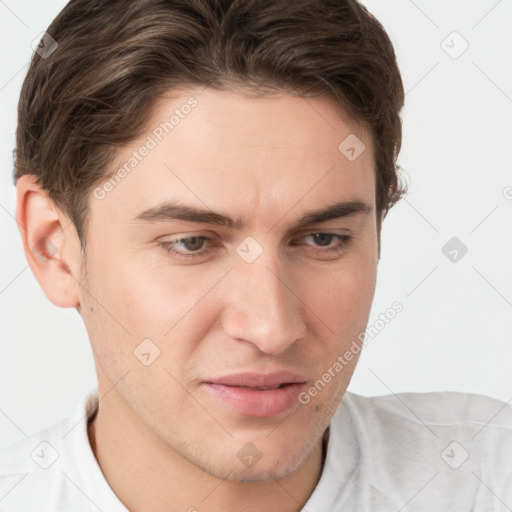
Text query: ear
15 175 83 308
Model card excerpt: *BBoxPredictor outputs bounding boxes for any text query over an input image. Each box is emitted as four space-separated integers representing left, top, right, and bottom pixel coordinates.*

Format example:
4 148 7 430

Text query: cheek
300 262 376 372
91 260 224 372
85 249 184 337
309 255 376 321
117 265 221 337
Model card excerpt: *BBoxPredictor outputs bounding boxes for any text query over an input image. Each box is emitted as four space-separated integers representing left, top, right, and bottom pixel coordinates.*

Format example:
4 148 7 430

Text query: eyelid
158 230 351 245
158 226 352 241
293 226 352 236
160 231 352 260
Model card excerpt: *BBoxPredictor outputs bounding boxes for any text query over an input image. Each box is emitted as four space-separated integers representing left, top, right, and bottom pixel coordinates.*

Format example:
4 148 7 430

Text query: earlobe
15 175 82 308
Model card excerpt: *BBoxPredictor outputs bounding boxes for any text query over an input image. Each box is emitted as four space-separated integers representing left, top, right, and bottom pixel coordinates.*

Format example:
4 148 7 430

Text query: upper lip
204 371 307 388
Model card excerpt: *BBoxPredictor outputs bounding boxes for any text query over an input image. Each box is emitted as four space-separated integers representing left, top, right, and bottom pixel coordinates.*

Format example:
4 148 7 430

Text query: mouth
202 372 307 417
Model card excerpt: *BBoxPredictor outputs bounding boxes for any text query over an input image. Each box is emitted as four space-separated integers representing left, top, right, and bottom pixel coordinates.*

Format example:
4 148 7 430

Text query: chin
195 444 309 483
219 461 299 483
247 458 301 480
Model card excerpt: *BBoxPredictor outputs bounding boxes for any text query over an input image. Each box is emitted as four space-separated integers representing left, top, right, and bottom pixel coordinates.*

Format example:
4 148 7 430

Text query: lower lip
202 382 306 417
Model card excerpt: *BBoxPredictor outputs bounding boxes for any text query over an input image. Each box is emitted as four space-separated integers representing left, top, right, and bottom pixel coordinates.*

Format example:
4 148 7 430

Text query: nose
221 246 307 355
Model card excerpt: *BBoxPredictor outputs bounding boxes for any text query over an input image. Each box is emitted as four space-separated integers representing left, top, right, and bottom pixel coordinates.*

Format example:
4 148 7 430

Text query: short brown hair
13 0 407 251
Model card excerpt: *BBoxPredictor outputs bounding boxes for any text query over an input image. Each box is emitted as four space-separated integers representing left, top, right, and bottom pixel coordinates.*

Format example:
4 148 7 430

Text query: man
1 0 511 510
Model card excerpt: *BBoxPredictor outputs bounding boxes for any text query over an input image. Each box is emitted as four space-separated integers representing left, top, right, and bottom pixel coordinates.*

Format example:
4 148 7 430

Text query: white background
0 0 511 449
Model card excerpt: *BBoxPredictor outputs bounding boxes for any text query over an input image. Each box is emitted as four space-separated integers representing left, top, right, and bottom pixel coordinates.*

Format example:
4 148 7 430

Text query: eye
297 233 352 253
161 236 213 259
159 232 352 261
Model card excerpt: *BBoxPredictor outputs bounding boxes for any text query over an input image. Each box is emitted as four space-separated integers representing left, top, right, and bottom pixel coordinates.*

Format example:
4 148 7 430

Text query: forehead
92 87 375 226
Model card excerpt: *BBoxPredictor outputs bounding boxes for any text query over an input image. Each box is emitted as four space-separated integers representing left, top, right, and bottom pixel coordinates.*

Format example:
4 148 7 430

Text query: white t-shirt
0 387 511 511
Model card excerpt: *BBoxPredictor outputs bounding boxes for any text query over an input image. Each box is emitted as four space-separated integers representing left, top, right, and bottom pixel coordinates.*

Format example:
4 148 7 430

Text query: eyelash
160 233 352 259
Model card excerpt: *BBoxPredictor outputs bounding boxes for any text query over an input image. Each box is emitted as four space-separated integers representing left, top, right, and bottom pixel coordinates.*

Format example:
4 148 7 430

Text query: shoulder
328 390 512 509
0 387 100 510
338 389 512 460
0 418 69 475
0 418 72 510
341 389 512 431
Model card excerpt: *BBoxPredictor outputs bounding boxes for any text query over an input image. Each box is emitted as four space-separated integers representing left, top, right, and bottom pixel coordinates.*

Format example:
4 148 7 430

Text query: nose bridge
223 245 307 354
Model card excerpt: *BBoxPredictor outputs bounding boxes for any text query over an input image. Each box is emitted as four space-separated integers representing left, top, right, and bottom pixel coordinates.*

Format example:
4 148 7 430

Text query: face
79 87 378 481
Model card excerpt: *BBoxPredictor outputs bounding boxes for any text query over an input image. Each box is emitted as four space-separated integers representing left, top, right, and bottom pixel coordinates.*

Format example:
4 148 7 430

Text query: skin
16 86 379 512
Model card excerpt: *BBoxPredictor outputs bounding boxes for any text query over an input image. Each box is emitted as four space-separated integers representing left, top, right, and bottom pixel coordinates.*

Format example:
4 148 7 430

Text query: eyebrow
132 199 372 231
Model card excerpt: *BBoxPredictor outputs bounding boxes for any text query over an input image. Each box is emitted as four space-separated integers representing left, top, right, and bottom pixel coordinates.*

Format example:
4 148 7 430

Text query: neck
87 390 326 512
